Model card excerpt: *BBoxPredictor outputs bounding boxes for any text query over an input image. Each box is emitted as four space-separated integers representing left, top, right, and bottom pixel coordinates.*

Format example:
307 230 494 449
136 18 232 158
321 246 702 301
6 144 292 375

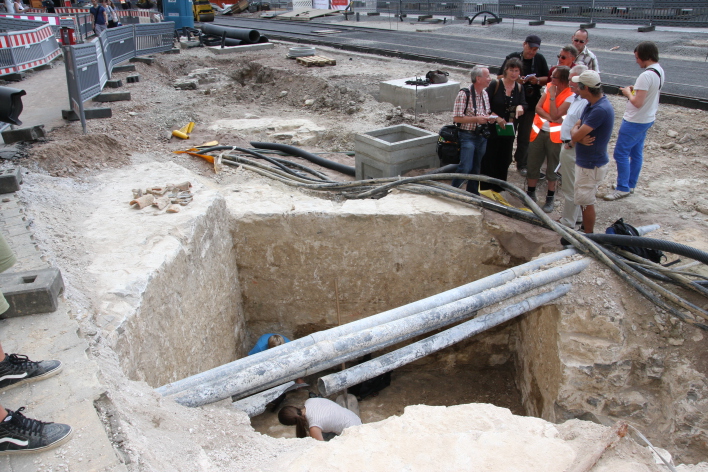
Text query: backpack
436 88 470 166
426 70 449 84
606 218 664 264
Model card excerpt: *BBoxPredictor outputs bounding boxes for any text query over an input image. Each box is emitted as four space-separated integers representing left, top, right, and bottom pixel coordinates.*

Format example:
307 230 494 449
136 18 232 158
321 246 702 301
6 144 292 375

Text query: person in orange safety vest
525 65 574 213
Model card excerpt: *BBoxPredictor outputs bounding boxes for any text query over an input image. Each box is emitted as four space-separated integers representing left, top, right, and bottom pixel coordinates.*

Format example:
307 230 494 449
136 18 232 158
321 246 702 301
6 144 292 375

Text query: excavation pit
91 163 707 462
96 163 563 438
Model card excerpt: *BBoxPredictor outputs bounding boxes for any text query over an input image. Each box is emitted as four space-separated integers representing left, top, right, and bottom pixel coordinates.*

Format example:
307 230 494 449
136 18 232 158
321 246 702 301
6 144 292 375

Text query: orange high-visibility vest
529 86 574 143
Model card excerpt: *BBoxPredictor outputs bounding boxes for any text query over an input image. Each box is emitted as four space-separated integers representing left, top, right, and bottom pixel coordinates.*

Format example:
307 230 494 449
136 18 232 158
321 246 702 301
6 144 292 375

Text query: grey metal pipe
232 381 297 417
168 260 589 407
317 284 572 397
156 249 578 398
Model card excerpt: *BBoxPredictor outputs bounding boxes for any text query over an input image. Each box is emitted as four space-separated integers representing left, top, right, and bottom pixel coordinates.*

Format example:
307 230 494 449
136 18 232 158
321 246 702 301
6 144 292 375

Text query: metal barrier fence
64 21 174 132
0 19 61 76
351 0 708 26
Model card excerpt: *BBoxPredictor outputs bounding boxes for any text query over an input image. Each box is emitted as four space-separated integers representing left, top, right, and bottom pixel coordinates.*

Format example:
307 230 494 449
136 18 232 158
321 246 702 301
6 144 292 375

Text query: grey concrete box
380 78 461 113
354 124 439 180
0 267 64 318
0 167 22 194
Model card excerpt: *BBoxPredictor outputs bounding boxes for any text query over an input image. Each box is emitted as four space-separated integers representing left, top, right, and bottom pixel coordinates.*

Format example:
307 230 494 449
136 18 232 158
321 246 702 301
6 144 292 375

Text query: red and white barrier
0 22 61 76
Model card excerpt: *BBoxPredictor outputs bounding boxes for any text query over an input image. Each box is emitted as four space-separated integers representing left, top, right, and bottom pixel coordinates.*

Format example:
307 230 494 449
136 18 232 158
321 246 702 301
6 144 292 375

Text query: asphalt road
213 17 708 103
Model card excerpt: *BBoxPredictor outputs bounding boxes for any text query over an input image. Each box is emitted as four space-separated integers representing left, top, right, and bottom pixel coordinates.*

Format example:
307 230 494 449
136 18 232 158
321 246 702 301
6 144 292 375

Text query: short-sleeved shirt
247 333 291 356
452 86 490 132
91 5 107 25
576 47 600 73
305 398 362 435
560 94 588 142
575 95 615 169
623 63 664 124
5 0 15 13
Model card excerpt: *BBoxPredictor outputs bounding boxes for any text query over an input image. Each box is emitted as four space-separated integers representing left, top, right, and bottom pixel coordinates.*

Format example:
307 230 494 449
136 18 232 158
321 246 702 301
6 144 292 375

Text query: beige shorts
574 164 608 206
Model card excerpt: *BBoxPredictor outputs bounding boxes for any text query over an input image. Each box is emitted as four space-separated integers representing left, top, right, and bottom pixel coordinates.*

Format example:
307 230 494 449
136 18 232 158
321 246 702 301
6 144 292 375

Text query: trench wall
231 210 515 367
114 198 246 387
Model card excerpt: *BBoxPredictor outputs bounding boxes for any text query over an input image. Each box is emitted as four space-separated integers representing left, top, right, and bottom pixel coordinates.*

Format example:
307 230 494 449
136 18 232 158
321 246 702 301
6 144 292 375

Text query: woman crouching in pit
278 396 362 441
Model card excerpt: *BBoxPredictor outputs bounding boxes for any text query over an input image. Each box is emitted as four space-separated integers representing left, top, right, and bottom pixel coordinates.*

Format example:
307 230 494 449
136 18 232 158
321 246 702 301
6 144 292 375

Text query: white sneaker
604 190 631 201
612 183 635 194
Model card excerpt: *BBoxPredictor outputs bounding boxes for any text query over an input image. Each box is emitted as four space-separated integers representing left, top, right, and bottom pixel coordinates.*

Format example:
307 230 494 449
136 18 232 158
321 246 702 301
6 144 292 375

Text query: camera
524 83 536 97
475 124 491 139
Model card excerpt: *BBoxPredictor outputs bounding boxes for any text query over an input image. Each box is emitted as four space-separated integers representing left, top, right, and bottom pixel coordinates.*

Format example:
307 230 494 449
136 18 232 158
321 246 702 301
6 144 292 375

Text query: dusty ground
0 20 707 471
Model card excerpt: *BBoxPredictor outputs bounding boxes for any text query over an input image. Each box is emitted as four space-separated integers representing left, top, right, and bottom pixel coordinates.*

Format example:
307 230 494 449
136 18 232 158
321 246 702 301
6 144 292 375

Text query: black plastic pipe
200 23 260 43
251 142 356 177
584 234 708 265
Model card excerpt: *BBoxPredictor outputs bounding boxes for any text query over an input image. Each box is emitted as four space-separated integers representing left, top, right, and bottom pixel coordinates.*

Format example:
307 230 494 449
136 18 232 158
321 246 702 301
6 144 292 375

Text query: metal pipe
156 249 578 398
317 284 572 397
232 381 296 417
200 23 260 43
168 260 589 407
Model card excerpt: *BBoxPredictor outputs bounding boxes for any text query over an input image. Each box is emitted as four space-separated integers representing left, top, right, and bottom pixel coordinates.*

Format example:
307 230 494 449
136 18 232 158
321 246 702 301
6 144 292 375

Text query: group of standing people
90 0 122 35
450 31 664 234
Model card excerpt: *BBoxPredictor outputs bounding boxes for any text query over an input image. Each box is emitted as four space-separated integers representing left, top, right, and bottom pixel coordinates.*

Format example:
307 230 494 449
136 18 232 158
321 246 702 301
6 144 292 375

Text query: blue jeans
451 130 488 195
612 119 653 192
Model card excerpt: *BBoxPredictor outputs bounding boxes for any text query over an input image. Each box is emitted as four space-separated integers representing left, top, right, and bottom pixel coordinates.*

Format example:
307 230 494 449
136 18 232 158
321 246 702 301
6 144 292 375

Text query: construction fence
0 17 61 76
64 21 174 133
350 0 708 27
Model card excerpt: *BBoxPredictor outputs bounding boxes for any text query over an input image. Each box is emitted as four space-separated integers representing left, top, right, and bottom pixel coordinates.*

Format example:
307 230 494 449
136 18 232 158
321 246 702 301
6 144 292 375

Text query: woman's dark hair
278 406 309 438
634 41 659 62
503 58 523 77
554 66 570 85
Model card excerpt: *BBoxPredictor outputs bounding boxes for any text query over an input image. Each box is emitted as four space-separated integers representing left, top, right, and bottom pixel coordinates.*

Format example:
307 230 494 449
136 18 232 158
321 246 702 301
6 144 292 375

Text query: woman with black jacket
479 58 528 193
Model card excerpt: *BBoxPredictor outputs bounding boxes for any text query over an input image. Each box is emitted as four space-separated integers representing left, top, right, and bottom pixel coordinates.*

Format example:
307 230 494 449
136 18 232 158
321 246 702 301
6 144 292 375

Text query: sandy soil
1 24 707 471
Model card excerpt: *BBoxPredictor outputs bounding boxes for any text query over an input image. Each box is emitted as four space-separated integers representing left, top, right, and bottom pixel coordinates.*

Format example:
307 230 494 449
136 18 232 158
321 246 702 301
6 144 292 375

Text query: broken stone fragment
131 188 143 199
666 129 678 138
174 79 198 90
147 187 168 196
153 196 170 210
166 204 180 213
130 194 154 209
172 181 192 191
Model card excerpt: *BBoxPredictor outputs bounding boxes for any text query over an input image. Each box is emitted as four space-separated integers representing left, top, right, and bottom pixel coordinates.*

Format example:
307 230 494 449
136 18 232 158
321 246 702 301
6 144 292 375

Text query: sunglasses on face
557 55 569 60
573 38 586 44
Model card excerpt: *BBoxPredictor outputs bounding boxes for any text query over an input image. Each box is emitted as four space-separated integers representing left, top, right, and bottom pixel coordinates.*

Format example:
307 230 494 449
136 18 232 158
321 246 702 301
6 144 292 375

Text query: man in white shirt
605 41 664 201
558 65 589 228
572 29 599 73
4 0 15 13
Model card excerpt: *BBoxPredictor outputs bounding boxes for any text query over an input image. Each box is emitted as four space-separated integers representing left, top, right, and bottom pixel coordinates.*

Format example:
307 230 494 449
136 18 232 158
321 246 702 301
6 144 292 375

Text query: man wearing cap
569 70 614 234
572 29 599 72
605 41 664 201
499 35 550 177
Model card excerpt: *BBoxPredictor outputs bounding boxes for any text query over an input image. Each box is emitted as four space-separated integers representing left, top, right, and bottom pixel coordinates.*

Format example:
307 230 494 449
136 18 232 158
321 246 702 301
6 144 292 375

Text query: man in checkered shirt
450 66 503 194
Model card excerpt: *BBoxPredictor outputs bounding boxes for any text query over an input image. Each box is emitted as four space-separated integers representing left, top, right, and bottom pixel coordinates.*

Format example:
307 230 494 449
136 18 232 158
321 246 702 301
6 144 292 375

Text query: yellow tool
171 122 196 139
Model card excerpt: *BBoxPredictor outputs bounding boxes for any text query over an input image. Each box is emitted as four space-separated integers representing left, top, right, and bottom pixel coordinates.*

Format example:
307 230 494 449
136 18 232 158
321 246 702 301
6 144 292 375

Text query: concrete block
1 125 45 144
0 144 21 160
130 56 155 65
93 91 131 102
62 107 113 121
207 42 275 55
126 74 141 83
105 79 123 88
2 72 25 82
0 267 64 318
163 48 180 54
580 22 596 28
354 124 439 180
529 20 545 25
379 77 461 114
112 64 136 72
638 25 655 32
0 166 22 193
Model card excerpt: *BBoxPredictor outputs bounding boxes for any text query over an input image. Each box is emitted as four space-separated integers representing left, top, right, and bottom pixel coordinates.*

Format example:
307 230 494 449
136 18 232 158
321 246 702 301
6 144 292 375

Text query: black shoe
0 354 63 392
0 407 73 455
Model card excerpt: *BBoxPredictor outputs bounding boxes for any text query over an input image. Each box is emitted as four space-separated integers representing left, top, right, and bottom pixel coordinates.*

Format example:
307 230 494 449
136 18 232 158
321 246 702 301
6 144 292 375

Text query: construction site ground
0 17 707 471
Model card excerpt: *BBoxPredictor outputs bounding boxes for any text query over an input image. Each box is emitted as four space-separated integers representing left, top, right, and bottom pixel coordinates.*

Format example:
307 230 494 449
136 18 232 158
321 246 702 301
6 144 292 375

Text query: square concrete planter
380 77 461 113
354 124 439 180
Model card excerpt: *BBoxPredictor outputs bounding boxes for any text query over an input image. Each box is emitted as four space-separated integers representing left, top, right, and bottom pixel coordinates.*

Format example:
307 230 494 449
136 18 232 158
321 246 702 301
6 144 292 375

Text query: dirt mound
28 134 131 177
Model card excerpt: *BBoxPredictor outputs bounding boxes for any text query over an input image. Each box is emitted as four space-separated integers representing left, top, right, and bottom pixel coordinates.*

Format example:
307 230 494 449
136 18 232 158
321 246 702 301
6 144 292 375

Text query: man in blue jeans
450 66 503 195
605 41 664 201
